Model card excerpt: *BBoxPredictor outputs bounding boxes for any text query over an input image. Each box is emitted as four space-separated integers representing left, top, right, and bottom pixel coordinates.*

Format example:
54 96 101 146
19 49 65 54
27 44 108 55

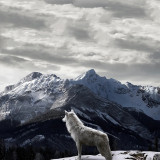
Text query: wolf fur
62 110 112 160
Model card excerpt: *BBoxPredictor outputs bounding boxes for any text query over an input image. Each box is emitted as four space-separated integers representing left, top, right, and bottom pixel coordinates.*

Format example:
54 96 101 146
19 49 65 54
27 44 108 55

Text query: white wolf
62 110 112 160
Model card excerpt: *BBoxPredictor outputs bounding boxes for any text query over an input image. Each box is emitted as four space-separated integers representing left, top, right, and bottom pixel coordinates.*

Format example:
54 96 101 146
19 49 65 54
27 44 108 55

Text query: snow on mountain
53 151 160 160
72 69 160 120
0 72 68 122
0 69 160 123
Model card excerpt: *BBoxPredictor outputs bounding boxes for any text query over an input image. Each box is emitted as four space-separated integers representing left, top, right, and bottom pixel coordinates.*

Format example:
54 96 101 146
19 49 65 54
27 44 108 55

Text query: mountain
0 69 160 156
1 84 157 151
0 72 68 122
1 69 160 122
72 69 160 120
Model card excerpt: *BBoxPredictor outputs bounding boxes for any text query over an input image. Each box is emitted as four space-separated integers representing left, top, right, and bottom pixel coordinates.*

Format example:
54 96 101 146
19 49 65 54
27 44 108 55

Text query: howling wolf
62 110 112 160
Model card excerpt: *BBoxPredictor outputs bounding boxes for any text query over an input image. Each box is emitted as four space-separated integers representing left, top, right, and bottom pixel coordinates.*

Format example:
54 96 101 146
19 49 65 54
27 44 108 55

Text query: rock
153 154 160 160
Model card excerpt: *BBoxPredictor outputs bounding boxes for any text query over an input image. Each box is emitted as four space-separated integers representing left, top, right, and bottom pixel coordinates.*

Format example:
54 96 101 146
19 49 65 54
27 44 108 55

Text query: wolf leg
76 142 82 160
97 143 112 160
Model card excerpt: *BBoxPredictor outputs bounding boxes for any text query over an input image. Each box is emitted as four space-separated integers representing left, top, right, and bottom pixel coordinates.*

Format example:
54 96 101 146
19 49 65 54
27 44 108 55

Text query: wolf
62 110 112 160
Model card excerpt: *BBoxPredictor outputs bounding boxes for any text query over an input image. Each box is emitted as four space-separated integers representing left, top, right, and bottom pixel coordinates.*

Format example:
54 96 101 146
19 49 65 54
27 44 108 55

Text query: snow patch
52 151 160 160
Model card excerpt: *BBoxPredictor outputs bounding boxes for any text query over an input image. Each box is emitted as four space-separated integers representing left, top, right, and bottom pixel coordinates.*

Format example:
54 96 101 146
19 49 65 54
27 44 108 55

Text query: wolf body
62 110 112 160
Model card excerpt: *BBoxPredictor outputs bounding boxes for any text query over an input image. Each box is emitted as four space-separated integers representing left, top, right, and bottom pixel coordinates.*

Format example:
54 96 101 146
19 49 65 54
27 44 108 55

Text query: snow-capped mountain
0 69 160 123
72 69 160 120
0 73 160 153
0 72 69 122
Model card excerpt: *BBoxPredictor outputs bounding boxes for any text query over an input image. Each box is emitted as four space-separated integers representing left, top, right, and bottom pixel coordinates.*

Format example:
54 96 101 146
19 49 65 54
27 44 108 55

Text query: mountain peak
86 69 96 75
75 69 98 80
20 72 43 83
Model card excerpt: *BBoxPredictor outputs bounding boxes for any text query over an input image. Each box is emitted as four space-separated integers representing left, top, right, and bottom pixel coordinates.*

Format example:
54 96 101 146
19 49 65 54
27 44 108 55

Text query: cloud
74 0 108 8
0 54 60 71
64 19 92 41
97 62 160 86
149 51 160 64
44 0 147 19
0 36 5 48
1 0 160 89
115 38 157 53
44 0 74 4
105 2 147 18
74 0 147 18
0 10 46 29
67 25 91 40
0 54 27 66
1 48 78 65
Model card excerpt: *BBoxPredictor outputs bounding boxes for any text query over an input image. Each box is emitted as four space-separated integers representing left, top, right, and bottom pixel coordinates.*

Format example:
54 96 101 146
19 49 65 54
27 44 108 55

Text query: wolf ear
71 109 74 113
65 110 68 115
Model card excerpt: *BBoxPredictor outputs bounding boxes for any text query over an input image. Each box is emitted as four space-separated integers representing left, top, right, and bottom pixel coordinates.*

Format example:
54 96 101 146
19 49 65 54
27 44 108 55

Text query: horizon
1 0 160 91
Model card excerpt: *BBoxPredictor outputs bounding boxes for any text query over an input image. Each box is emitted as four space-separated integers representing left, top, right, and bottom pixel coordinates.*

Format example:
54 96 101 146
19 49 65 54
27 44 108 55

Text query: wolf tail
104 135 112 160
97 135 112 160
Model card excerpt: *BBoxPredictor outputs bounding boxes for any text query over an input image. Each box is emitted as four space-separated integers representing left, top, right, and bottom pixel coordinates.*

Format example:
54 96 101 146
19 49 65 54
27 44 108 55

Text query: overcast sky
0 0 160 91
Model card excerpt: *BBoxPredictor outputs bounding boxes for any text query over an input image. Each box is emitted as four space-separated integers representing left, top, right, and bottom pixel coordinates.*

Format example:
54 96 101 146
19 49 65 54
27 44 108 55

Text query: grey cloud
0 54 60 71
75 0 108 8
44 0 74 4
74 0 146 18
115 38 157 53
44 0 146 19
2 48 78 65
85 52 97 57
0 54 27 66
149 52 160 60
0 36 4 48
0 10 46 29
0 35 10 48
105 2 146 18
0 35 19 50
77 59 127 73
67 26 91 41
64 19 93 41
130 63 160 76
79 59 160 85
0 0 160 88
121 63 160 84
118 63 160 85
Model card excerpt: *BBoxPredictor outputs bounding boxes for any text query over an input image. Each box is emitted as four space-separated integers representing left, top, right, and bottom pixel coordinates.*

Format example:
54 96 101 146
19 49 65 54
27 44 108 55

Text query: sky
0 0 160 91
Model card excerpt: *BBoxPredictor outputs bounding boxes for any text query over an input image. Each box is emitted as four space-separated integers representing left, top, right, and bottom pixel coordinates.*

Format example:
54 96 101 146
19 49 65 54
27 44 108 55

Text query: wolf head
62 109 75 122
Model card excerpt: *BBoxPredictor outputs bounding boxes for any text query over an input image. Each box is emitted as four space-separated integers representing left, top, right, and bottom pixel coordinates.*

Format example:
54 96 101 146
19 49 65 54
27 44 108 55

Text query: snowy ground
53 151 160 160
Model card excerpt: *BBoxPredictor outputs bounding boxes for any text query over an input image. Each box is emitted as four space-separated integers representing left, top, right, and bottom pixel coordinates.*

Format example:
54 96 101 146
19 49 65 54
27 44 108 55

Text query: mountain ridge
0 69 160 122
